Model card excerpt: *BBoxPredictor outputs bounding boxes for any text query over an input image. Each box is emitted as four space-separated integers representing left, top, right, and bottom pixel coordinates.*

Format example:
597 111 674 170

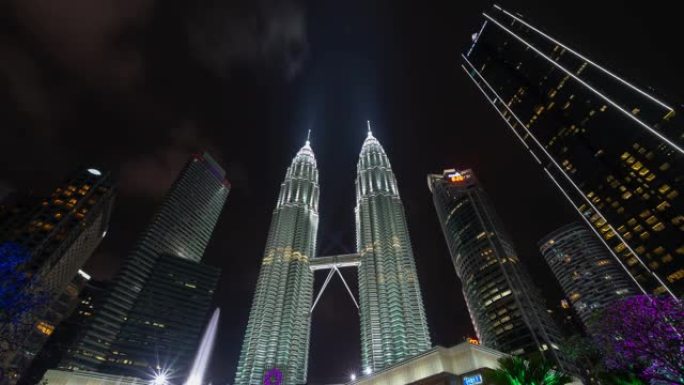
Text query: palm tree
490 356 573 385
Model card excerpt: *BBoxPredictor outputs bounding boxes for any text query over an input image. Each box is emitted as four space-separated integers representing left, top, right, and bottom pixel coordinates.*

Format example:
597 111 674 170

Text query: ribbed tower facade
61 152 229 377
428 169 568 370
539 223 638 334
234 140 319 385
355 129 431 372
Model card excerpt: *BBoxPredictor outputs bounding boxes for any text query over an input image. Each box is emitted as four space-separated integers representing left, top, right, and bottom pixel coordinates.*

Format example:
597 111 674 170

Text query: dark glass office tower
462 5 683 297
61 152 229 379
356 128 431 372
0 168 114 383
428 169 567 369
539 223 638 334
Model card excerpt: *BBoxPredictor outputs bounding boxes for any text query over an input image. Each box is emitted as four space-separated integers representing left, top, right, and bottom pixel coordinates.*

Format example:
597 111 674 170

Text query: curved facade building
539 223 637 333
356 130 431 372
234 140 319 385
428 169 567 369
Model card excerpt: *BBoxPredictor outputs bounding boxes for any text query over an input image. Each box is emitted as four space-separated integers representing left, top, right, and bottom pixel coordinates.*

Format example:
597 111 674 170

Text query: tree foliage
0 242 49 379
592 295 684 385
491 356 573 385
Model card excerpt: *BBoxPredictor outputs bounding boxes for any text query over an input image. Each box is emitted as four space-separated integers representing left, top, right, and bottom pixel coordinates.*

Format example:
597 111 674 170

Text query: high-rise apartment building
61 152 229 379
0 168 115 383
428 169 567 369
539 223 638 333
234 139 319 385
356 128 431 372
462 4 683 297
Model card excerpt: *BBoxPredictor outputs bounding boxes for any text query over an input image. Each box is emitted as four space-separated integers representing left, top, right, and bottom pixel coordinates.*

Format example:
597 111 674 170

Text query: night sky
1 0 683 384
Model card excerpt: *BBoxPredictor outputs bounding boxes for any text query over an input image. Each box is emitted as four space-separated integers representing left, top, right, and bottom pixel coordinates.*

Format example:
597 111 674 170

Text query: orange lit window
658 184 671 194
596 260 611 267
656 201 671 211
36 321 55 336
631 161 643 171
667 269 684 283
662 254 673 263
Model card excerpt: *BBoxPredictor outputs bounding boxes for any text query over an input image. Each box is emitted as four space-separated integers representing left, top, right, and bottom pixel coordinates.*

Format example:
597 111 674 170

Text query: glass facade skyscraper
234 139 318 385
356 129 431 372
428 169 567 369
539 223 638 334
462 5 683 297
61 152 229 379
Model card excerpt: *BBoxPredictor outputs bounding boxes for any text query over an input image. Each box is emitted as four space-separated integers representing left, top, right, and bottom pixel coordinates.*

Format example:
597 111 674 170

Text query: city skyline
1 0 682 383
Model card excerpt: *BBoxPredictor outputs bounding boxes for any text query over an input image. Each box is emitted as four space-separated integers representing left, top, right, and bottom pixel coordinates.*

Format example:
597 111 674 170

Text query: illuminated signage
463 374 483 385
447 172 466 183
467 337 480 345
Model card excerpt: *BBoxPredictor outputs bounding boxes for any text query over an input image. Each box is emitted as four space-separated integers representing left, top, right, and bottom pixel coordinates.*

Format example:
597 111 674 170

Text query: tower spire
367 120 372 137
303 129 311 149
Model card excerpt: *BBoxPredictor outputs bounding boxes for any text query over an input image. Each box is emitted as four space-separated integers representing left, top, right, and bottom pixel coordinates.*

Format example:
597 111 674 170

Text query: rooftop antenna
306 129 311 145
367 120 372 136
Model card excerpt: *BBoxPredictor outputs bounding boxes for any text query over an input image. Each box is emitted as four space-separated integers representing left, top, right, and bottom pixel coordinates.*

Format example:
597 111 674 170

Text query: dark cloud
187 0 308 80
9 0 154 90
118 122 221 197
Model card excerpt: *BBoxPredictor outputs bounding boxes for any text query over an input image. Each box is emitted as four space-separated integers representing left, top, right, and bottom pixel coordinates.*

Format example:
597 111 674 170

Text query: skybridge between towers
309 253 361 313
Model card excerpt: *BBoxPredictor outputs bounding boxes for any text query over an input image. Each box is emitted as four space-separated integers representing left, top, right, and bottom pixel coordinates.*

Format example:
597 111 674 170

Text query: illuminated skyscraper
0 168 114 383
462 5 683 297
234 139 319 385
356 127 431 372
61 152 229 378
539 223 638 334
428 169 567 369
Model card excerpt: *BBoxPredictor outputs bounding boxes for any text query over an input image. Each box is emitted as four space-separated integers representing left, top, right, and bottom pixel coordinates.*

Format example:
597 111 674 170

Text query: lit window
620 152 630 160
659 162 670 171
658 184 671 194
662 254 673 263
667 269 684 283
645 215 658 225
639 231 650 240
645 173 656 182
622 191 632 199
631 161 643 171
666 190 679 200
596 260 611 266
36 321 55 336
656 201 671 211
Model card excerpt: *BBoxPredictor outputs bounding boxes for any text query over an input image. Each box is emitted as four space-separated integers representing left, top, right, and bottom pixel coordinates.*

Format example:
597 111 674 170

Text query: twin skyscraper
234 127 432 384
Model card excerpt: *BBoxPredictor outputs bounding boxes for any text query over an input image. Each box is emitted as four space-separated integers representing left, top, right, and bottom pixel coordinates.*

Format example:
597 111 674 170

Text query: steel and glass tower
462 5 683 297
234 138 319 385
62 152 229 377
356 126 431 372
428 169 567 369
539 223 638 334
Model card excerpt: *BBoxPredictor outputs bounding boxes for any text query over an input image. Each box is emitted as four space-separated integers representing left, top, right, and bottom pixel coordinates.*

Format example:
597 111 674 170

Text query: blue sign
463 374 483 385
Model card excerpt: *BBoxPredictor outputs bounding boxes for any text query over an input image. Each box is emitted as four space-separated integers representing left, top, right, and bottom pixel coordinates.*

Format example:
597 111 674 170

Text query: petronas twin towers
235 127 431 384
